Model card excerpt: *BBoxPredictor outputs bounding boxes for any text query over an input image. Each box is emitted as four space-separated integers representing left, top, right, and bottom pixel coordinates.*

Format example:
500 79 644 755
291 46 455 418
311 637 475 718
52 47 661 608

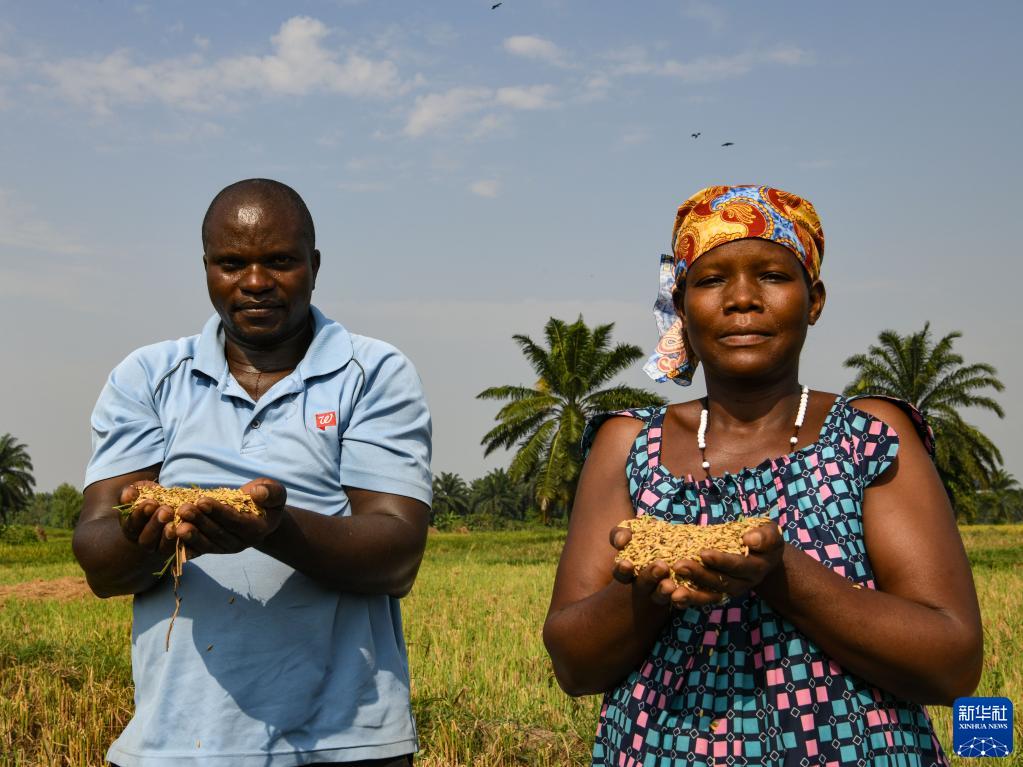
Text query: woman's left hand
670 523 785 606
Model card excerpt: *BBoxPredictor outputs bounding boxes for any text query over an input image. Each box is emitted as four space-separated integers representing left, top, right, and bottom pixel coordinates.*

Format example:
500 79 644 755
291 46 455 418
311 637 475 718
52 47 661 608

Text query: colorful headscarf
643 185 825 385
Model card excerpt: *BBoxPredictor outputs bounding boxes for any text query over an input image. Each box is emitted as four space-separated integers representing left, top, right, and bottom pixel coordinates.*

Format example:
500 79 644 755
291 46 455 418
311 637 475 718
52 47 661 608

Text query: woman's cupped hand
610 523 786 609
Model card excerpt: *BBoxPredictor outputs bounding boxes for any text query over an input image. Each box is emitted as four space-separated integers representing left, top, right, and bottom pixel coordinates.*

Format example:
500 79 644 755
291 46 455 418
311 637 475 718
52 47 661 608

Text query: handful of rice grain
119 484 263 650
125 485 263 518
615 515 774 589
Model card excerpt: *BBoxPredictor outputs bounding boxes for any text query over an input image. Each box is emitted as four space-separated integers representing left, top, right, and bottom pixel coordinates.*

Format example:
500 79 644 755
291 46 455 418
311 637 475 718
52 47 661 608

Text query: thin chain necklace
697 385 810 475
226 357 294 400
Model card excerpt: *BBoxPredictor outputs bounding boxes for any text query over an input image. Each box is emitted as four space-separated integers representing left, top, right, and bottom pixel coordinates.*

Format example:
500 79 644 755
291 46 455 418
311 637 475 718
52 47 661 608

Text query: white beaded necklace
697 385 810 473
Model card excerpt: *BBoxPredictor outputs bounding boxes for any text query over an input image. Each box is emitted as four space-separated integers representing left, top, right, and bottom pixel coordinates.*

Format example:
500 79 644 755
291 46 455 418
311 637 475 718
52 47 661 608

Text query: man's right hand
119 481 177 556
74 465 168 598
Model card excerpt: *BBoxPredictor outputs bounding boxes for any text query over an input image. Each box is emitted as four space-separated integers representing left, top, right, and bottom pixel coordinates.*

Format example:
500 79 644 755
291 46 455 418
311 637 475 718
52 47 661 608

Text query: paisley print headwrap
643 185 825 385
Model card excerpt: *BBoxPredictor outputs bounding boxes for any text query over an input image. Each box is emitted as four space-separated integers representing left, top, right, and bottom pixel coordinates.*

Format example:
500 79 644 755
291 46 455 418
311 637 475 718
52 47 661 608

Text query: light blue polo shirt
85 306 432 767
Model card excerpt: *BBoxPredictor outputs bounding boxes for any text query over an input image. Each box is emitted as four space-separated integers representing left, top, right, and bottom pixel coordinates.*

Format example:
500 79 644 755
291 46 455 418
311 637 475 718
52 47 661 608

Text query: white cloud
495 84 556 110
503 35 566 66
0 189 89 255
660 54 756 80
579 74 611 103
404 86 492 137
608 45 810 82
469 113 506 140
152 120 223 143
405 83 557 137
0 53 16 108
621 128 648 144
193 34 210 50
765 46 812 66
42 16 402 114
337 181 390 193
682 1 728 33
0 50 20 76
469 179 500 198
424 23 459 48
316 127 345 147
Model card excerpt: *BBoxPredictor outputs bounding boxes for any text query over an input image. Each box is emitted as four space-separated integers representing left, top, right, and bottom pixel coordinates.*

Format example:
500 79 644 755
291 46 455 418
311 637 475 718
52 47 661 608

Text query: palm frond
479 317 664 518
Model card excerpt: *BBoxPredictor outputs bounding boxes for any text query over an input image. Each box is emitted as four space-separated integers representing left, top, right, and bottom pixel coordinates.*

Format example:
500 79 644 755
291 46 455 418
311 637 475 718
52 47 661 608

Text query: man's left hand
167 478 286 555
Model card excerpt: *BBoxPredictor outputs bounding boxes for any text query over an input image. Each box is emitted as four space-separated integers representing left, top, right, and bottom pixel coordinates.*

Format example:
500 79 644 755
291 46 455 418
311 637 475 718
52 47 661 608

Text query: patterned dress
584 395 948 767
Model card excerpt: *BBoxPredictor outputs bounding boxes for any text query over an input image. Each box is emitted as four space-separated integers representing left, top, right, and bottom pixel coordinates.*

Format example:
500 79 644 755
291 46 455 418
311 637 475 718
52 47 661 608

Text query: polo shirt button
251 419 261 429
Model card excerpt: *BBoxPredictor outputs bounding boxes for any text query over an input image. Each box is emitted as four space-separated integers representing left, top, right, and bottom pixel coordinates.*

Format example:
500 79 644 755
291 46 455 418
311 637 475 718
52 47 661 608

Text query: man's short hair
202 178 316 252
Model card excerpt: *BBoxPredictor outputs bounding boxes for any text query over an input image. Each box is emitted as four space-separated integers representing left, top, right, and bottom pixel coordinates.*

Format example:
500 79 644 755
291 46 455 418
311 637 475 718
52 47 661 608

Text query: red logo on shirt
315 411 337 430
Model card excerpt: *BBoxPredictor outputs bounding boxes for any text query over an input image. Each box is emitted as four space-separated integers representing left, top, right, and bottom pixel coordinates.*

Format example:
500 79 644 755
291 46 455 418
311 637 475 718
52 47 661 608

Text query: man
74 179 432 767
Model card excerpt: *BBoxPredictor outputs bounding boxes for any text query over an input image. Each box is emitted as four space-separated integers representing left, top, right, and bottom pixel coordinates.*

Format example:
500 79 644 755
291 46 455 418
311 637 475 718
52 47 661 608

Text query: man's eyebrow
205 251 244 261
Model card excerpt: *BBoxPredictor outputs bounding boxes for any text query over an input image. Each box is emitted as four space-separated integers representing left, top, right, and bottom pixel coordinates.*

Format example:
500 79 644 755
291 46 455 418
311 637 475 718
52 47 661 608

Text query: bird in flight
492 2 502 8
721 141 734 147
691 132 701 139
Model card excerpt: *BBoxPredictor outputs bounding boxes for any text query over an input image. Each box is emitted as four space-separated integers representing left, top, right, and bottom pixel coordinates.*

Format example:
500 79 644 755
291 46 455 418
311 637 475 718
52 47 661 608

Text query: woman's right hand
610 525 716 609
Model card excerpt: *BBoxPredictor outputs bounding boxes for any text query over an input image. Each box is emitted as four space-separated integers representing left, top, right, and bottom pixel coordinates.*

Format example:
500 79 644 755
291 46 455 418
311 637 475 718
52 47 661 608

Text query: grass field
1 526 1020 766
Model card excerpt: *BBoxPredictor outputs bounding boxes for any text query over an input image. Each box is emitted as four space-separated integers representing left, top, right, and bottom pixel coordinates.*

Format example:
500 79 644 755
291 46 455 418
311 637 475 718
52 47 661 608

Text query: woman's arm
544 416 679 696
683 398 983 705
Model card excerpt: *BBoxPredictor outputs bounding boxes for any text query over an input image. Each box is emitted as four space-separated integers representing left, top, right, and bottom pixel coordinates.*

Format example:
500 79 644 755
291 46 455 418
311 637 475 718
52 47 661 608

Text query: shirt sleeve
339 348 432 505
84 352 166 487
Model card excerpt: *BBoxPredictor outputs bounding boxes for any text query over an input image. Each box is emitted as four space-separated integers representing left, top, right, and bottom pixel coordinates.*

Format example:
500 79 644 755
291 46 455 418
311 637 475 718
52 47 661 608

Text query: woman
543 186 982 766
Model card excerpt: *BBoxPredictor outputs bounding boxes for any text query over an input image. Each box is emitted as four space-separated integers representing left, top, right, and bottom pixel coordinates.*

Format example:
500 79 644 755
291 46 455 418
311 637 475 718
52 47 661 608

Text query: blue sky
1 0 1020 491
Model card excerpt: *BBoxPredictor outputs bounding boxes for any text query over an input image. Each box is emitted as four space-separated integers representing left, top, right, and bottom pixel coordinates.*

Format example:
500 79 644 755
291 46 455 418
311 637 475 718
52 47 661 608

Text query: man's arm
261 488 429 597
73 466 175 598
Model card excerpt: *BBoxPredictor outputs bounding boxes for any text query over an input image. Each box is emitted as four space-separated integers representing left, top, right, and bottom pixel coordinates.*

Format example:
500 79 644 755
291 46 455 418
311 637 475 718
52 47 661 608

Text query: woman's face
677 238 826 383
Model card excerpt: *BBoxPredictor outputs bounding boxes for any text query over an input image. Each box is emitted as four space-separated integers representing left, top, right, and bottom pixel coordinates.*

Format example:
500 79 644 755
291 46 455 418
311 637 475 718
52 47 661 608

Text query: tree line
1 319 1019 532
475 317 1020 525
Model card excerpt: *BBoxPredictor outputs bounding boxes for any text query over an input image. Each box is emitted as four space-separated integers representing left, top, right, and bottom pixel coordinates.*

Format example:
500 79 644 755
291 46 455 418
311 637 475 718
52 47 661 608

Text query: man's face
203 197 320 349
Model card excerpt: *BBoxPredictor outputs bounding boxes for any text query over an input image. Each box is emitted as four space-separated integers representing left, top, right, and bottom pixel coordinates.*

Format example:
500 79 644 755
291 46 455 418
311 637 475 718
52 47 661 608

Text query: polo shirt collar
300 306 355 379
191 305 354 390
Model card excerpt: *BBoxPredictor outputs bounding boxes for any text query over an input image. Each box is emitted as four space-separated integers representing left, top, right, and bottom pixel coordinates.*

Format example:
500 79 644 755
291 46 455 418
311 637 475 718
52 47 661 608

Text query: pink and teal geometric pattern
582 396 947 766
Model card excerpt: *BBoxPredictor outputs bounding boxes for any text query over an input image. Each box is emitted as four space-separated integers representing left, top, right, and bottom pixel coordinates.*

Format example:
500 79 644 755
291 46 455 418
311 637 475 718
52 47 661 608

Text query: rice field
1 526 1020 766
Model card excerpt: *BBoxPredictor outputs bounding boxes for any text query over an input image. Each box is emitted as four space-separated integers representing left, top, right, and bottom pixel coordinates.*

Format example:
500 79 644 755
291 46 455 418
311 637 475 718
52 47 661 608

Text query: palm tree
0 434 36 525
431 472 471 526
478 316 666 523
843 323 1005 519
470 468 528 520
975 469 1023 524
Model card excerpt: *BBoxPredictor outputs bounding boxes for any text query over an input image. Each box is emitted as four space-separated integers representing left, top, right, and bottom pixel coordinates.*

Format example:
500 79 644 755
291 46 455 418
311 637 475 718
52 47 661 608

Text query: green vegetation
7 482 85 530
0 433 35 525
431 469 535 530
972 469 1023 525
2 527 1021 765
478 316 665 522
843 324 1008 520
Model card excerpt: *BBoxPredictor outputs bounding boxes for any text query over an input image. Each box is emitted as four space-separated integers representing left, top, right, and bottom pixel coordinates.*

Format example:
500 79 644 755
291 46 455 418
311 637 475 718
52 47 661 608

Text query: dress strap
581 407 663 461
845 394 935 458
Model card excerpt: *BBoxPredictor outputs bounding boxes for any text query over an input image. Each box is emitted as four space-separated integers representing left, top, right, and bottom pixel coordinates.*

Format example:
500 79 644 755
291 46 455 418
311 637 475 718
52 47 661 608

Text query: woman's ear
672 280 686 319
808 279 827 325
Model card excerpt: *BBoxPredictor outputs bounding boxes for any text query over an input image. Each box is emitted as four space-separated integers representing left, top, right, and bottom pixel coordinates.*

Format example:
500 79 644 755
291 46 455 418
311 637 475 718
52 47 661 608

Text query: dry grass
0 526 1019 766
